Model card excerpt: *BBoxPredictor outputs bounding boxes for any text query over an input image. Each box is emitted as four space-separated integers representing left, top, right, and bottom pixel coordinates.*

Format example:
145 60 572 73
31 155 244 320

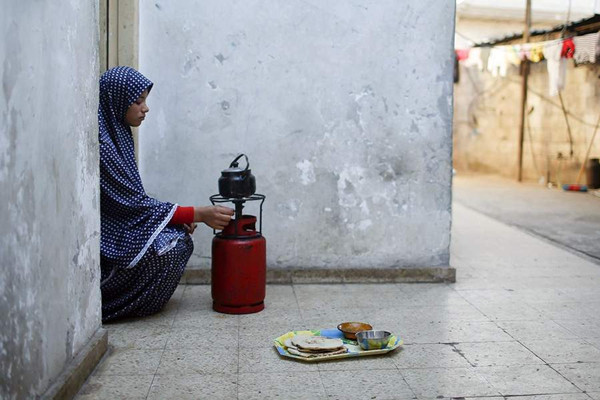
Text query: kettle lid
221 154 250 175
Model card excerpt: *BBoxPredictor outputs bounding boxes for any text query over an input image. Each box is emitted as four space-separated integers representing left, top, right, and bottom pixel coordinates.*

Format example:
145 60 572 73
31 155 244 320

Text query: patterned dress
98 66 193 322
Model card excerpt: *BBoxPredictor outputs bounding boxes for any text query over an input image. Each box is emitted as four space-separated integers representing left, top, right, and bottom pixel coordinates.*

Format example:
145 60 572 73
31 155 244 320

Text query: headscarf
99 66 179 270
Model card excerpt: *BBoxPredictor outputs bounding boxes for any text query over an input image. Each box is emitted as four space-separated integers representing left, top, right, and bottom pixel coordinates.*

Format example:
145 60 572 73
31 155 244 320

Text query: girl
98 66 233 322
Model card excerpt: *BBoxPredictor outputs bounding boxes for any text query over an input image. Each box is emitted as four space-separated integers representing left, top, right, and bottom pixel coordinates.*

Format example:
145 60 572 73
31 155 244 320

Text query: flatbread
291 336 344 351
283 338 298 350
288 347 348 358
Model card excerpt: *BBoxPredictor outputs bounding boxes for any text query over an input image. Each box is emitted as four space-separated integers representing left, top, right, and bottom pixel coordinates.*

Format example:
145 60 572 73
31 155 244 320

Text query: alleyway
454 174 600 262
76 184 600 399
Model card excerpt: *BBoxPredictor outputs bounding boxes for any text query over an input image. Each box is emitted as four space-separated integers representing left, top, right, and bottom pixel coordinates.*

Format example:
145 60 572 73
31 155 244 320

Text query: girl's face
124 90 149 127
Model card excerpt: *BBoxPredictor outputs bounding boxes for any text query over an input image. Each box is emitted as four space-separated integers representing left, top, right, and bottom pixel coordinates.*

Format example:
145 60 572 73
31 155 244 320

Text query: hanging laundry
561 38 575 58
543 41 566 97
529 44 544 62
465 47 483 70
573 32 600 64
455 49 470 61
464 47 491 71
506 46 522 66
517 44 531 62
487 47 508 77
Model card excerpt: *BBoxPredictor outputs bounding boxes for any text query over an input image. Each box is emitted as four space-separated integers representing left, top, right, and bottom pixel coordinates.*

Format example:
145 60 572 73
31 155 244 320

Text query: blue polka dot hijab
99 66 181 270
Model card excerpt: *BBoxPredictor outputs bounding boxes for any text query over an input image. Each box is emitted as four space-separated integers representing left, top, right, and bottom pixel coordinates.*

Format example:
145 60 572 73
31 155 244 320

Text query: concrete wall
0 2 101 399
139 1 455 271
454 59 600 184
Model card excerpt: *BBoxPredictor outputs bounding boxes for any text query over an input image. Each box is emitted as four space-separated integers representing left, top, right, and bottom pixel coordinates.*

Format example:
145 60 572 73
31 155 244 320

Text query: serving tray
274 328 402 362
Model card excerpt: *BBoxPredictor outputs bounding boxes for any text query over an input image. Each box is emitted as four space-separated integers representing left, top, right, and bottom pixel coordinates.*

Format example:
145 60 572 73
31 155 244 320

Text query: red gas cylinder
211 215 266 314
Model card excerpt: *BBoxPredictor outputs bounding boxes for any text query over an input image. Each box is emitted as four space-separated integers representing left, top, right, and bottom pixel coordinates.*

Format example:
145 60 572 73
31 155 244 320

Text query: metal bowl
337 322 373 340
355 330 392 350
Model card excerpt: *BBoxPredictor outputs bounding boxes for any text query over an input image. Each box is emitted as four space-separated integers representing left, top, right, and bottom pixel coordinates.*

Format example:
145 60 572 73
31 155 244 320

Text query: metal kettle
218 154 256 198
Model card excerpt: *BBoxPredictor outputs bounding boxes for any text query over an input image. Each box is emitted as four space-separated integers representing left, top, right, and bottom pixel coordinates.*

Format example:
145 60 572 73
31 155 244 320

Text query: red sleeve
169 206 195 225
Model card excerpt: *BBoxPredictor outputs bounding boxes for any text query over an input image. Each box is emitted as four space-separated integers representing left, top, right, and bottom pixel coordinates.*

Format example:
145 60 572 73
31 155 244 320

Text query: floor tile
495 320 578 341
554 320 600 339
522 338 600 363
299 305 375 328
237 371 327 400
395 284 472 307
455 341 543 367
400 367 500 398
242 319 309 339
319 369 414 400
399 320 514 344
239 307 304 327
172 308 239 329
532 302 600 321
456 289 517 303
553 363 600 392
165 326 238 350
470 301 545 321
156 347 238 375
476 364 580 395
147 373 238 400
507 395 597 400
585 337 600 350
94 348 163 376
106 324 171 350
239 334 318 373
263 285 301 310
391 343 472 369
74 374 153 399
395 304 489 323
510 288 574 304
177 284 213 311
560 288 600 303
317 352 398 372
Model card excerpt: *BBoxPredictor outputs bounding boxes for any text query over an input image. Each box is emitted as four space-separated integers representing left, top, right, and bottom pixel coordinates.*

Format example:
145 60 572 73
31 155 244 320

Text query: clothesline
455 31 600 97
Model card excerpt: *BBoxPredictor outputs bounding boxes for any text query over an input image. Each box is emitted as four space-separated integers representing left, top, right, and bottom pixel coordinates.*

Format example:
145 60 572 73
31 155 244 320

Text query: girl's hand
194 206 234 230
183 223 197 235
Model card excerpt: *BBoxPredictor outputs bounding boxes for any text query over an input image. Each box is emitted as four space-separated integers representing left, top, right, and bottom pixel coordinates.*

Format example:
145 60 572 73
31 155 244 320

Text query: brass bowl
337 322 373 340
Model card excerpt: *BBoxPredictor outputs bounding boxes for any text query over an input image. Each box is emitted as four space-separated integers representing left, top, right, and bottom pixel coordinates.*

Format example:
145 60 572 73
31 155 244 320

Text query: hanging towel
529 44 545 62
455 48 471 61
465 47 492 71
517 44 531 62
543 42 566 97
574 32 600 64
487 47 508 77
506 46 522 66
561 38 575 58
464 47 482 69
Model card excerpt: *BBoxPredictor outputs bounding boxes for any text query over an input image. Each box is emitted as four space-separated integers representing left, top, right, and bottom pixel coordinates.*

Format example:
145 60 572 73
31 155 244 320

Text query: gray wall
0 2 101 399
139 1 455 270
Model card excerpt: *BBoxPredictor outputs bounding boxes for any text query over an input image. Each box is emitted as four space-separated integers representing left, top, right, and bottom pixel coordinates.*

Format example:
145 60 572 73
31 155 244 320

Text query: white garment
542 42 566 97
487 47 508 77
574 32 600 64
464 47 491 71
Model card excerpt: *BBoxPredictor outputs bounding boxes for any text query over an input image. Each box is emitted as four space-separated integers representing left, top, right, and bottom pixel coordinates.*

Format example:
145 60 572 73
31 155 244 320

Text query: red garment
561 38 575 58
169 206 194 225
455 49 470 61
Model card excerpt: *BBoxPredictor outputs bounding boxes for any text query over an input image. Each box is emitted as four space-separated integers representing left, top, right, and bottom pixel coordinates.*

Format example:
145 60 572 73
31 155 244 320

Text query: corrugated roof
475 14 600 46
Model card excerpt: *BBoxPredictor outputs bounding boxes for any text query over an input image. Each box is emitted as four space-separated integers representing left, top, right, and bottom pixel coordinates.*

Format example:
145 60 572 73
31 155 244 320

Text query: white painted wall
139 1 455 271
0 2 101 398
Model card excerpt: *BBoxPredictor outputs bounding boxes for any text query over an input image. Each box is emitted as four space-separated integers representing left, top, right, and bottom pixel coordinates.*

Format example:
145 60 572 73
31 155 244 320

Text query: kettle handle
230 153 249 171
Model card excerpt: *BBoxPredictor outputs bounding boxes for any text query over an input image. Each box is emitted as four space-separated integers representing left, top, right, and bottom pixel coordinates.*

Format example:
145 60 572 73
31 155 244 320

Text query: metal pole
517 0 532 182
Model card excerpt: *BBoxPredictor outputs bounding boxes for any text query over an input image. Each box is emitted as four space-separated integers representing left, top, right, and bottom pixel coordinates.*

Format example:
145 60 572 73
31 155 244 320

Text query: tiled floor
76 203 600 399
